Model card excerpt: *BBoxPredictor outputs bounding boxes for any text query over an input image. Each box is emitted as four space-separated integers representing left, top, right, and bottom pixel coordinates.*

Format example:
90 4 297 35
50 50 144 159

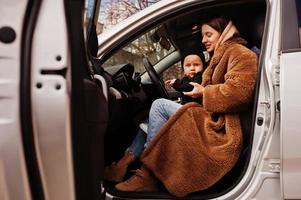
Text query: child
165 52 206 104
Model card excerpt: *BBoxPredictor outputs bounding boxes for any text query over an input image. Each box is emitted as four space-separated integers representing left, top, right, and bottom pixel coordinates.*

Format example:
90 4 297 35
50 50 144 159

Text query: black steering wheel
143 58 169 99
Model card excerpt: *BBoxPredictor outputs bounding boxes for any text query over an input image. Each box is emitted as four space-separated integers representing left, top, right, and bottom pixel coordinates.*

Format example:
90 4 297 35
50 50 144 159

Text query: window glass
102 26 175 73
97 0 161 35
84 0 96 36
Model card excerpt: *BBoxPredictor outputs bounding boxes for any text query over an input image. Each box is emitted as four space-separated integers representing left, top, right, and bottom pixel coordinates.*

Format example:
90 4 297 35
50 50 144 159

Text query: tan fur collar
214 21 239 51
202 37 247 86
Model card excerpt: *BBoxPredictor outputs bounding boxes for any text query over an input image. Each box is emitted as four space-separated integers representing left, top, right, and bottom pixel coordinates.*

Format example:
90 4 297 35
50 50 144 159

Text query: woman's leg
105 118 149 182
106 99 181 183
146 98 182 145
104 128 146 182
127 128 147 157
127 98 181 156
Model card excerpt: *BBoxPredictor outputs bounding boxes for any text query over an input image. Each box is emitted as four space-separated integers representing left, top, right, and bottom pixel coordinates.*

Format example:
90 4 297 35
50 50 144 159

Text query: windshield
102 25 175 74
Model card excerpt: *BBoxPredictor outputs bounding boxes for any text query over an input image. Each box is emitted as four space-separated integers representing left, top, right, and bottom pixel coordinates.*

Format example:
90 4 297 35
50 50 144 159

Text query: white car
1 0 301 199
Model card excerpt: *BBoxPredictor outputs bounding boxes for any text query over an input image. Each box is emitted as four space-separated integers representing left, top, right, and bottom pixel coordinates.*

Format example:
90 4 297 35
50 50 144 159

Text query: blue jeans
127 98 182 157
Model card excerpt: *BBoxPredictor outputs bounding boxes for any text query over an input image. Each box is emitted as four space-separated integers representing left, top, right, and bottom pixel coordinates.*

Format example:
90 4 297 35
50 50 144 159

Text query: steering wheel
143 58 169 99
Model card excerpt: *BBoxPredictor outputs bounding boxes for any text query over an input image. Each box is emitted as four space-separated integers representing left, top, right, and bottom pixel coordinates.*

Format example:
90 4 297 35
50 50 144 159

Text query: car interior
68 0 267 199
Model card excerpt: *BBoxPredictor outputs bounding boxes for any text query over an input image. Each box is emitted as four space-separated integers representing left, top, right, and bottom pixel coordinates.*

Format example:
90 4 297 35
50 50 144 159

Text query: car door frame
279 0 301 199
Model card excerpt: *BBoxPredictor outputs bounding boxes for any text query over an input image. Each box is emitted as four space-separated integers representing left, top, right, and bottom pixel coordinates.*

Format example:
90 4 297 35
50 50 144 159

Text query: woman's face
201 24 221 52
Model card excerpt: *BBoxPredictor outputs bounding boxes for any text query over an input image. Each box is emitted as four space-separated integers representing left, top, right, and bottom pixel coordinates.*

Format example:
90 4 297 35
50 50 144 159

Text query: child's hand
183 82 204 98
165 79 176 87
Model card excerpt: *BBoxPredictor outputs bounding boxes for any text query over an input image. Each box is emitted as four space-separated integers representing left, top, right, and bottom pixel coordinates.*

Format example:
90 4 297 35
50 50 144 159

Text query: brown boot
115 165 158 192
104 151 135 182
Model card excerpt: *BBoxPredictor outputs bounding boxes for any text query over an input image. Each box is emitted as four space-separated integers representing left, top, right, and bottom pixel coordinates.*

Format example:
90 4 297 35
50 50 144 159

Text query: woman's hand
183 82 204 98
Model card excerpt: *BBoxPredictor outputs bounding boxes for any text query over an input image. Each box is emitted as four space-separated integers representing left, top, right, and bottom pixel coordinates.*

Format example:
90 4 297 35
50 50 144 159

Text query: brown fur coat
140 37 258 197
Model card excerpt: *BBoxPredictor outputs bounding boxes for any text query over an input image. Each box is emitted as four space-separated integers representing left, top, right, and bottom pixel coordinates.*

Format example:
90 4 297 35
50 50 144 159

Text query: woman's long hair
203 16 230 34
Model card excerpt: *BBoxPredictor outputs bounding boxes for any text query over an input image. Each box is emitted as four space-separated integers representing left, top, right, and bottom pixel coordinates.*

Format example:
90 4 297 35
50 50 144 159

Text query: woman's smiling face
201 24 221 52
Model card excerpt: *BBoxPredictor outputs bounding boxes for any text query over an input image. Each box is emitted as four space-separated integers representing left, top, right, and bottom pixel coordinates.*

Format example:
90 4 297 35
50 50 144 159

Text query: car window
97 0 161 35
84 0 96 37
102 26 175 74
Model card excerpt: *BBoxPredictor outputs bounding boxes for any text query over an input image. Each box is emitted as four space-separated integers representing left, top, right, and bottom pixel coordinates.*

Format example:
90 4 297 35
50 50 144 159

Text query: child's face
183 55 203 78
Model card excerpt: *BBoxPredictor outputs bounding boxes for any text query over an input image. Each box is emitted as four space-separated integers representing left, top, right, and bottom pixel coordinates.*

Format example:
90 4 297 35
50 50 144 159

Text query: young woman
108 16 258 197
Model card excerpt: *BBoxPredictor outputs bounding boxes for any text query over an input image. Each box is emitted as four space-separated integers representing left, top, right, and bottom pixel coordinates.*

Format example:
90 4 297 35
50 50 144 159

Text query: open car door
65 0 108 199
20 0 107 199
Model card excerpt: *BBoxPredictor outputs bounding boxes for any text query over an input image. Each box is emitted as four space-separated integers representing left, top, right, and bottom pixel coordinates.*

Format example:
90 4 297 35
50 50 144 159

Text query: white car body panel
280 51 301 199
31 0 74 199
0 0 32 199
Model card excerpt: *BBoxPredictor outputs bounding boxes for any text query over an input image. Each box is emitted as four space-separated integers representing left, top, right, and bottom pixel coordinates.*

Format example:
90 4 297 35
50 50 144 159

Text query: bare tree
99 0 160 31
100 0 171 73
